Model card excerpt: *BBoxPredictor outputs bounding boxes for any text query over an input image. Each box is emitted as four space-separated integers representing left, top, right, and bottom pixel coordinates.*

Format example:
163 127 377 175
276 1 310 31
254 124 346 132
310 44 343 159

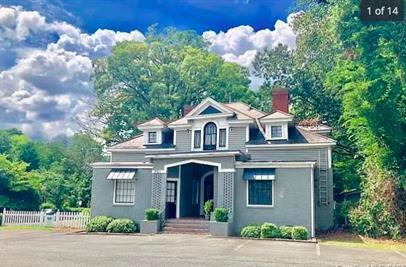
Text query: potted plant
140 208 160 234
203 200 213 220
209 208 232 237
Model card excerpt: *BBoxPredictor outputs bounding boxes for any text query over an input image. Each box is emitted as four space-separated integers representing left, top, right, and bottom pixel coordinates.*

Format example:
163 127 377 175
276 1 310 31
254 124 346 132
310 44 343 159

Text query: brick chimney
272 88 289 113
182 105 194 116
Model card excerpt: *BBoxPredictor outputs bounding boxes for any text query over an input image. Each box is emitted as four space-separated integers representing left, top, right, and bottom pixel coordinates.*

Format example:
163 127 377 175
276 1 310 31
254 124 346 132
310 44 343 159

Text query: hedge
291 226 308 240
260 223 281 238
280 226 293 239
106 219 137 233
214 208 229 222
241 224 261 238
145 208 160 221
86 216 114 232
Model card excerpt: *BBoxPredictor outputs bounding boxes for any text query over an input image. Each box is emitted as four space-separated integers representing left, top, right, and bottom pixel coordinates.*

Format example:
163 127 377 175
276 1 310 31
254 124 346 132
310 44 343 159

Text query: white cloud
0 4 297 139
203 12 297 68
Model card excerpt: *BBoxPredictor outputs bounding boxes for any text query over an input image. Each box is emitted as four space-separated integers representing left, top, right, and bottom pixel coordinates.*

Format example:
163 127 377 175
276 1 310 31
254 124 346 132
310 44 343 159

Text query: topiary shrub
260 223 281 238
106 218 137 233
214 208 229 222
86 216 114 232
280 226 293 239
40 202 56 210
145 208 160 220
240 224 261 238
291 226 308 240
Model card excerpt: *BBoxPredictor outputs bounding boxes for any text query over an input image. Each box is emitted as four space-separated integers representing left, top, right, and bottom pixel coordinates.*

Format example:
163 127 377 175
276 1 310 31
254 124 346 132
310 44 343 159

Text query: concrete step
164 223 209 229
162 227 209 234
166 219 209 224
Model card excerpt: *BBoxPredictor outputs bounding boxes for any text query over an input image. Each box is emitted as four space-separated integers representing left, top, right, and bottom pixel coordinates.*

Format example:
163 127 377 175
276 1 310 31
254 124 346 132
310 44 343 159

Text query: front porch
149 158 236 232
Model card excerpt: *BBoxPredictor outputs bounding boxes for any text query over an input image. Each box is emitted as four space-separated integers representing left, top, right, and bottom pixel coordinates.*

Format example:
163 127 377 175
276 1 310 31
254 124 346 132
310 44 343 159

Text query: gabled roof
224 102 265 119
186 97 234 118
109 135 144 149
260 110 293 121
137 117 166 129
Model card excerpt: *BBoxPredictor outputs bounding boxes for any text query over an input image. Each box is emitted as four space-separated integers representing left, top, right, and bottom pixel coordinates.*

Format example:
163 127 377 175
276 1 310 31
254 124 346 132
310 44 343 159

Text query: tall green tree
92 28 254 143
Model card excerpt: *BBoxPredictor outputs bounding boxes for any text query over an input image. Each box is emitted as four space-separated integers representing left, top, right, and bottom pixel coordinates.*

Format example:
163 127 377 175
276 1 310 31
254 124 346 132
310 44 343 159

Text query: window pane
148 132 157 143
204 122 217 148
219 129 226 147
194 130 201 148
248 180 272 205
271 126 282 138
115 180 135 204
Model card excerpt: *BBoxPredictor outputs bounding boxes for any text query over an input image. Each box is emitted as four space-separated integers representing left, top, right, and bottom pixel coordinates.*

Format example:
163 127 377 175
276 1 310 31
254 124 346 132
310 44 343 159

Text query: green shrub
214 208 229 222
280 226 293 239
260 223 281 238
86 216 114 232
204 200 213 216
240 224 261 238
145 208 160 220
40 202 56 210
0 213 2 225
291 226 308 240
335 200 357 227
106 219 137 233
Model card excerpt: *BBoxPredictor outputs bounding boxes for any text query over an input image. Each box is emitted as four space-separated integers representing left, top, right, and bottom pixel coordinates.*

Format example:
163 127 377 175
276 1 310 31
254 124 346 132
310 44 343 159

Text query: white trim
146 151 240 159
167 124 191 129
246 125 250 142
137 125 165 130
167 178 181 219
228 120 253 125
310 167 315 238
152 170 167 174
91 162 153 169
107 148 176 152
236 161 316 169
246 143 336 149
188 113 233 121
173 130 177 145
199 170 214 215
328 146 332 169
261 118 293 123
246 180 274 208
191 121 229 151
186 97 234 118
113 179 135 206
144 130 162 145
160 158 235 173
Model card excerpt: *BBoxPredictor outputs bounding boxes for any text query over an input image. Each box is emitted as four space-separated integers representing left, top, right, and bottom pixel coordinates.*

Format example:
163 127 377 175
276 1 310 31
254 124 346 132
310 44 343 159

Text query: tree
91 29 254 143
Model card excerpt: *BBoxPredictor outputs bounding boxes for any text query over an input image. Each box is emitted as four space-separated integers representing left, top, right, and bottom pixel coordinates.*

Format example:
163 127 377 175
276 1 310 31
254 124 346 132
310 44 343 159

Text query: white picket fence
1 209 90 229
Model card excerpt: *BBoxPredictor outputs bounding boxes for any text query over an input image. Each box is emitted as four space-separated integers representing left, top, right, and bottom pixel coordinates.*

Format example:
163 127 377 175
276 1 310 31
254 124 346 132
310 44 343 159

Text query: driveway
0 231 405 266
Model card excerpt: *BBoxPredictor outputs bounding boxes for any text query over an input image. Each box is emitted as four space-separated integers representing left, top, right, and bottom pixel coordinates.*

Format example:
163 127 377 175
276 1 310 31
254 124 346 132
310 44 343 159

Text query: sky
0 0 297 139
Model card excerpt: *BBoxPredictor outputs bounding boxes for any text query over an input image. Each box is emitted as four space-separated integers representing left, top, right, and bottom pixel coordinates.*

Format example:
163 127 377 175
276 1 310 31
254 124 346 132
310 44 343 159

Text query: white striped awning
243 168 275 180
107 169 136 180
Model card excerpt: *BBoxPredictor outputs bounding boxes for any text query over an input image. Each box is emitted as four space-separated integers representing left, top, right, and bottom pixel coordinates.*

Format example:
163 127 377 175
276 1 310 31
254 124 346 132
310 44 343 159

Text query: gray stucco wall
91 168 152 222
233 168 313 236
247 147 334 230
111 152 148 162
228 127 246 151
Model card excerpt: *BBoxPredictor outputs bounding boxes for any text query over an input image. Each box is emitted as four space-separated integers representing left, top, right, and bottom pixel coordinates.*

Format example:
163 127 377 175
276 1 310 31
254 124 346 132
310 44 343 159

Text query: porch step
163 218 209 234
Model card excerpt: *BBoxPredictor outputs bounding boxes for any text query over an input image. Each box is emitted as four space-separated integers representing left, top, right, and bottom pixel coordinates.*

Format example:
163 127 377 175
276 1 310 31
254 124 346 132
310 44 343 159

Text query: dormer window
271 126 282 139
148 131 157 143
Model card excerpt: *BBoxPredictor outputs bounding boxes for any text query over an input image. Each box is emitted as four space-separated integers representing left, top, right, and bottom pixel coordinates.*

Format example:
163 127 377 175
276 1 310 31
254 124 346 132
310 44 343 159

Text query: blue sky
0 0 297 139
2 0 294 33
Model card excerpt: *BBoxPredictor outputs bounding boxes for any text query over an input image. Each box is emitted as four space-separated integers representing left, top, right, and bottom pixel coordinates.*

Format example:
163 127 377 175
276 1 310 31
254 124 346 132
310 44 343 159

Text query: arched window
204 122 217 150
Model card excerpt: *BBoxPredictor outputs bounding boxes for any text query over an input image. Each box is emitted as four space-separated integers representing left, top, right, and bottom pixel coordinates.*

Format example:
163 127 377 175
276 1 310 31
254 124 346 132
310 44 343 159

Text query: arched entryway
200 171 214 215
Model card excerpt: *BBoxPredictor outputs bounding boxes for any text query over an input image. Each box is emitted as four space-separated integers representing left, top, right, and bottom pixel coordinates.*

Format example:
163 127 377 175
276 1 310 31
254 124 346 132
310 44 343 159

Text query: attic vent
200 106 222 115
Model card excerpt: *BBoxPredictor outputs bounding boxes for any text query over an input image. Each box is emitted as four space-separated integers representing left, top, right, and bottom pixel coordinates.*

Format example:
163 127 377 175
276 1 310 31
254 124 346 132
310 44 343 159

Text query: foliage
335 199 357 227
39 203 56 210
91 28 255 143
203 200 213 216
291 226 308 240
214 208 229 222
86 216 114 232
240 224 261 238
106 218 137 233
260 223 281 238
280 226 293 239
145 208 160 220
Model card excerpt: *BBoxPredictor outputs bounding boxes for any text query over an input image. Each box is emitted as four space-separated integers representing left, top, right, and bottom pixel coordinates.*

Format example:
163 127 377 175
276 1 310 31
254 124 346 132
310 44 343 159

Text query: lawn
319 230 406 251
0 225 52 231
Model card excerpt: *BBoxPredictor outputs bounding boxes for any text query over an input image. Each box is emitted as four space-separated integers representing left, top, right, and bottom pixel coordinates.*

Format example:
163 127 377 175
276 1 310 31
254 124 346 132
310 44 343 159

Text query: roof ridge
295 126 335 143
109 134 144 149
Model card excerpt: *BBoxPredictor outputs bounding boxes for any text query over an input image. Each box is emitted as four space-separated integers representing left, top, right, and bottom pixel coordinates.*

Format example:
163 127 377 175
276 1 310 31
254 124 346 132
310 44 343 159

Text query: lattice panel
222 172 234 221
151 172 163 209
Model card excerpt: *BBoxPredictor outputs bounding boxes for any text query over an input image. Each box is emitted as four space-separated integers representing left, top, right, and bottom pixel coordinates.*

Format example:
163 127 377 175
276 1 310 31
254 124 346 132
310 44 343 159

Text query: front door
165 181 177 219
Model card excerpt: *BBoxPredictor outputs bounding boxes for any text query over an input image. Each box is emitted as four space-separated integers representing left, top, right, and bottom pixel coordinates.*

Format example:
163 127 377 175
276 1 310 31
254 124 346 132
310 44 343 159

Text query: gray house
91 89 335 237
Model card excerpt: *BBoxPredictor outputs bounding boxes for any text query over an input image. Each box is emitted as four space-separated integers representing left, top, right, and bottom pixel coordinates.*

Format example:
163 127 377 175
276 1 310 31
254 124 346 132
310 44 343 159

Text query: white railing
1 209 90 229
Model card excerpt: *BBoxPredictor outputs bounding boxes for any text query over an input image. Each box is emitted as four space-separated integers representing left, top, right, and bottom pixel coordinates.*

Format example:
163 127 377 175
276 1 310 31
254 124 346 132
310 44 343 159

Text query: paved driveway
0 231 405 266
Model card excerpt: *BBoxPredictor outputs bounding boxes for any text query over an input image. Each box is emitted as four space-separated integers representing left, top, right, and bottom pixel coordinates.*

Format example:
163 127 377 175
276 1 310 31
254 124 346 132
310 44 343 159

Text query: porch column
217 171 235 222
151 171 167 212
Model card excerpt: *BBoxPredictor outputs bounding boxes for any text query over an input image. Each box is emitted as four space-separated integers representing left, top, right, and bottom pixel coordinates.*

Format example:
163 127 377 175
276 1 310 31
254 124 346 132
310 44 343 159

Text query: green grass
319 231 406 251
0 225 52 231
